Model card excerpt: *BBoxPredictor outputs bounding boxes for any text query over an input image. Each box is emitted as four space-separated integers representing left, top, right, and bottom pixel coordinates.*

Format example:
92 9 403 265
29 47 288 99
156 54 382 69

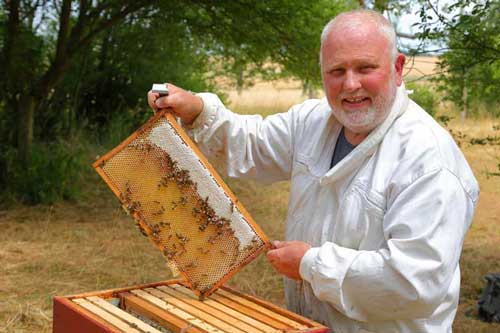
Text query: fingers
272 240 294 249
155 95 170 109
266 249 279 265
147 91 160 112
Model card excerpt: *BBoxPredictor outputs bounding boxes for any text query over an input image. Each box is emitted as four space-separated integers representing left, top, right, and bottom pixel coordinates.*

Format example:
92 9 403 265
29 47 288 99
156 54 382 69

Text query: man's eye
360 66 376 72
330 68 344 75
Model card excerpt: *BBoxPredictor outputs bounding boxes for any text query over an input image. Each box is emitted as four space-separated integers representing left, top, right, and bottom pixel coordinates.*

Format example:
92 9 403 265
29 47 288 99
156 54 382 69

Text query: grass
1 79 500 332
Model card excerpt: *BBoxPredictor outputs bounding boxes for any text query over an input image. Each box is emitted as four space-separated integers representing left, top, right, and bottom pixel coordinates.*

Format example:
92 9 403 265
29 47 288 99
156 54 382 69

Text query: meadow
1 58 500 332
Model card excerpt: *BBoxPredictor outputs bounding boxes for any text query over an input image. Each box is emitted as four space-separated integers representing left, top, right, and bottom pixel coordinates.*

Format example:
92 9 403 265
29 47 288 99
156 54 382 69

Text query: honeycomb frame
93 111 270 298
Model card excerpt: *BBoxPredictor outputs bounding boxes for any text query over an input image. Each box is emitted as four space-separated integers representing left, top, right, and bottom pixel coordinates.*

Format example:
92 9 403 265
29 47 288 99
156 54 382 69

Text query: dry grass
1 76 499 332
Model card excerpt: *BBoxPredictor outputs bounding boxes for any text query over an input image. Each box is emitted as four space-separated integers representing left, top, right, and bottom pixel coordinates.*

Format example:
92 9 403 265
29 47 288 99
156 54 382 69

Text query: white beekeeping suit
184 84 479 333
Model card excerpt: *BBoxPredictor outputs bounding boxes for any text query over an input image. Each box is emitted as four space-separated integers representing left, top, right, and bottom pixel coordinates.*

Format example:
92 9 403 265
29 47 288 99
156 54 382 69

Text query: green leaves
414 0 500 117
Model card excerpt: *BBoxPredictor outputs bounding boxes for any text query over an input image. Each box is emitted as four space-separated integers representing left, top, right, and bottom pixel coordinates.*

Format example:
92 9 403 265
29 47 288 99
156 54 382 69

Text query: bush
0 140 88 205
406 82 438 118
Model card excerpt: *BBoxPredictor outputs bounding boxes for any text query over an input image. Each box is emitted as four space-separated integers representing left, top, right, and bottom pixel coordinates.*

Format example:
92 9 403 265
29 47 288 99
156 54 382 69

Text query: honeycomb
93 112 269 298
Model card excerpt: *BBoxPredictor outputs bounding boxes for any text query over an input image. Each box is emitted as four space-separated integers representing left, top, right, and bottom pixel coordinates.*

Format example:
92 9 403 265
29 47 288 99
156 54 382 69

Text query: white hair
320 9 398 62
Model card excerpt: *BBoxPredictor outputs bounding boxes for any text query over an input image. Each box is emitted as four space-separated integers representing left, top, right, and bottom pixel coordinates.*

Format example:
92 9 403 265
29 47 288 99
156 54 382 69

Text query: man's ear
394 53 406 86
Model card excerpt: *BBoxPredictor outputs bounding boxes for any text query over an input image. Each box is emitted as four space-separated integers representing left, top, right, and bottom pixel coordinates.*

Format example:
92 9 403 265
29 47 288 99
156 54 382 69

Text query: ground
1 64 500 332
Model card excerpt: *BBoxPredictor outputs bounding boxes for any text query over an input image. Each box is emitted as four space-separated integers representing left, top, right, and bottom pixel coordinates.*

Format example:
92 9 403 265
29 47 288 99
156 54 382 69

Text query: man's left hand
266 240 311 280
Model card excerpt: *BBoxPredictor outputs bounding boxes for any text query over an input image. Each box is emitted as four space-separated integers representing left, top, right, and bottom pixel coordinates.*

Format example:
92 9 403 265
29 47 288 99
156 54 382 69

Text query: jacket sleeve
299 168 478 321
184 93 294 183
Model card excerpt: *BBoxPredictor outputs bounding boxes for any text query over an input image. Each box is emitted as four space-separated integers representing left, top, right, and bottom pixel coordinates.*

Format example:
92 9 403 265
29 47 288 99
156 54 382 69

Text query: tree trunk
461 71 468 124
461 84 467 124
304 81 316 99
17 96 38 165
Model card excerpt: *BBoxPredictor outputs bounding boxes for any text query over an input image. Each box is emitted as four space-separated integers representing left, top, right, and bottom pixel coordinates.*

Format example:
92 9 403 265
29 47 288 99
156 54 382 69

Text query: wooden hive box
53 279 329 333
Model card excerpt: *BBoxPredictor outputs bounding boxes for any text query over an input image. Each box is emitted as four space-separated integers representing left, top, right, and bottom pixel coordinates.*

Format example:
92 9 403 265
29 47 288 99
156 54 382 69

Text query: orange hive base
53 279 329 333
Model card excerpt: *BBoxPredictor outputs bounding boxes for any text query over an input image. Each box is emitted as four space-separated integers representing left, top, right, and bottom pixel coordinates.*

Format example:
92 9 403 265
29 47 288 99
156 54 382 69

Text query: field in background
226 56 440 112
2 56 500 332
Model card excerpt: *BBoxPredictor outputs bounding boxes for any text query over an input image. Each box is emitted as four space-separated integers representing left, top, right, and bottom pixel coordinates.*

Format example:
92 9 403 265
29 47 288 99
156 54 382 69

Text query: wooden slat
166 285 280 333
87 296 163 333
66 279 183 299
131 289 222 333
203 292 289 330
120 292 204 333
215 289 307 330
73 298 140 333
222 285 325 328
156 286 266 333
146 288 246 333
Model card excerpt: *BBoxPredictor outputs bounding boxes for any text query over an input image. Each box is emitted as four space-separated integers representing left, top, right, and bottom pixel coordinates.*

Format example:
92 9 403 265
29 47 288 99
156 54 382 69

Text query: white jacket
186 85 479 333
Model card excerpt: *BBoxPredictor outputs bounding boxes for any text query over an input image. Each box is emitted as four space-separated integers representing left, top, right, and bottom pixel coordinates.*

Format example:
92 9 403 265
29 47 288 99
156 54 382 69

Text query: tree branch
54 0 72 65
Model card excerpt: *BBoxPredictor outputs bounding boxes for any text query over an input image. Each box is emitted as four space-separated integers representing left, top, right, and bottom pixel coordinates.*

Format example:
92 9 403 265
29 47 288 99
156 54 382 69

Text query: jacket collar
320 83 410 186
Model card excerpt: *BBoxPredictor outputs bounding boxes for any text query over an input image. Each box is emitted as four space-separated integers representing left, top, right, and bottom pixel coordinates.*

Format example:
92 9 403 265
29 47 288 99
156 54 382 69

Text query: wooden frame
53 280 329 333
92 112 270 298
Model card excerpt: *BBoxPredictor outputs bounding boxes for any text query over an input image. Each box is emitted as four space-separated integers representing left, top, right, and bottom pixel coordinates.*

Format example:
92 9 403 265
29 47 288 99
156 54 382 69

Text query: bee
207 234 219 244
135 222 148 237
184 261 198 270
179 196 188 206
197 247 209 255
192 207 200 217
176 232 189 244
159 221 171 228
125 180 132 194
143 142 153 153
215 219 228 229
242 244 255 252
129 323 139 329
171 201 178 210
219 250 227 255
127 201 141 215
162 247 176 260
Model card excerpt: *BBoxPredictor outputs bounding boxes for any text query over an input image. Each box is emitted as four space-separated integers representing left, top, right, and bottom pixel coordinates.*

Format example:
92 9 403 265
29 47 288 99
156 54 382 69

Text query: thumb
272 240 291 249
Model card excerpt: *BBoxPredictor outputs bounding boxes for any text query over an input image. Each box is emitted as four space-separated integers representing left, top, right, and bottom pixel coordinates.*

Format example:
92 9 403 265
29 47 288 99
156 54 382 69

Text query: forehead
321 23 391 64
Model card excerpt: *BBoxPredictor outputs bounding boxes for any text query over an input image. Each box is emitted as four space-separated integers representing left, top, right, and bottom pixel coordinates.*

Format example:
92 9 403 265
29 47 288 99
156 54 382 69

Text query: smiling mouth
343 96 370 104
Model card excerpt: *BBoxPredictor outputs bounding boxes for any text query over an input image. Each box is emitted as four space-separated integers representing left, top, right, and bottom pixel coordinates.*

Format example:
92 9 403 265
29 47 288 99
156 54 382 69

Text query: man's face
321 24 404 135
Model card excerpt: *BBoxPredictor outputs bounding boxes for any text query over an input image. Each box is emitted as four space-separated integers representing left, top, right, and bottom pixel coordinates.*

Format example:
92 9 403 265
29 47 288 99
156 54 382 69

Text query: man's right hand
147 83 204 125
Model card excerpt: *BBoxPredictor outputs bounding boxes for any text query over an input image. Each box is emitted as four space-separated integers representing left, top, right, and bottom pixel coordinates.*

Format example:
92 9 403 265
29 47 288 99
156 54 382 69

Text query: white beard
334 74 397 133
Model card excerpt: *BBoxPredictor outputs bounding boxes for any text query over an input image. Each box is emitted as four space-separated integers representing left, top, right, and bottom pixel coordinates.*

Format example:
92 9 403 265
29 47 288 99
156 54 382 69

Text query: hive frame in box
92 111 270 298
53 279 329 333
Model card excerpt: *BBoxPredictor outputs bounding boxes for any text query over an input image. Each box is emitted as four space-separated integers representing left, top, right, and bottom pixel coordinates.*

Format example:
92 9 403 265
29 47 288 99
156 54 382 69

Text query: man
148 9 478 333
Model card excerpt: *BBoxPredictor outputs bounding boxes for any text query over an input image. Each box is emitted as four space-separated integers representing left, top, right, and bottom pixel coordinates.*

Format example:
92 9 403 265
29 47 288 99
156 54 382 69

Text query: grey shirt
331 127 356 168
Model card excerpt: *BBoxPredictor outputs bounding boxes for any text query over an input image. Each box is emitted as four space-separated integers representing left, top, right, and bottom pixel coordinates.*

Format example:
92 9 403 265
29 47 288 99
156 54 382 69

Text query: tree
1 0 356 203
1 0 160 165
415 0 500 117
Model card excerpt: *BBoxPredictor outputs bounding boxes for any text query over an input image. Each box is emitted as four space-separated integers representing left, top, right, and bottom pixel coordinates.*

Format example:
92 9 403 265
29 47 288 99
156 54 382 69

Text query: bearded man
148 9 478 333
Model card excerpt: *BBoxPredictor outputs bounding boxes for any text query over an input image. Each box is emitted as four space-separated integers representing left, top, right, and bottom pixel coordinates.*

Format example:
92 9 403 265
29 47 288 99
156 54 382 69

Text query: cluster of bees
194 196 231 232
157 153 194 190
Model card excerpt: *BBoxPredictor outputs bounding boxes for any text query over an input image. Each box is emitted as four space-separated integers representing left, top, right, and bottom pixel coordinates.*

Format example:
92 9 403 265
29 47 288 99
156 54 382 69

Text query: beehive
53 279 329 333
93 112 269 298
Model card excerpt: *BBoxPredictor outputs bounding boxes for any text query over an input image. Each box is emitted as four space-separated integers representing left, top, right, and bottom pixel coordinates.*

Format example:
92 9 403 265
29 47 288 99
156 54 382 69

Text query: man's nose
343 70 362 92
